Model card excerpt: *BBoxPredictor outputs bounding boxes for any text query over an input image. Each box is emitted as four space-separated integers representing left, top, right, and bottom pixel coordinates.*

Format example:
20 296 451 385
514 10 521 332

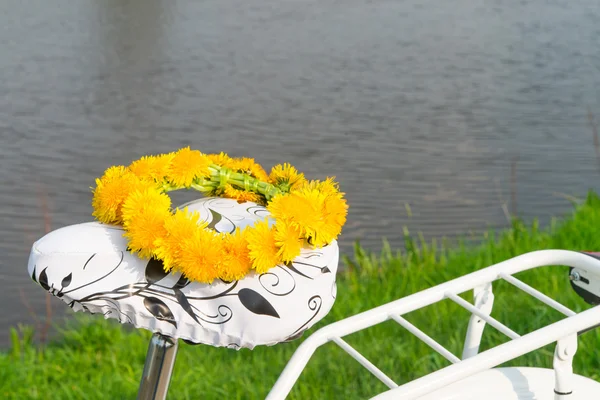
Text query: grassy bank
3 192 600 399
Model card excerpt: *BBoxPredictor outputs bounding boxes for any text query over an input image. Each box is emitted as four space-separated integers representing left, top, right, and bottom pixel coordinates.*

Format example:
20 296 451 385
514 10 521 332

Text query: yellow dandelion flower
314 194 348 247
123 218 171 261
246 219 281 273
231 157 270 182
294 182 348 247
154 208 208 271
295 181 348 247
167 147 212 187
222 184 262 204
269 163 307 191
297 177 340 196
218 228 252 281
121 187 172 225
207 152 235 168
129 153 174 181
176 228 223 283
103 165 130 180
122 210 170 259
121 188 171 258
323 189 348 224
91 166 149 224
268 181 347 248
267 191 323 238
274 220 303 262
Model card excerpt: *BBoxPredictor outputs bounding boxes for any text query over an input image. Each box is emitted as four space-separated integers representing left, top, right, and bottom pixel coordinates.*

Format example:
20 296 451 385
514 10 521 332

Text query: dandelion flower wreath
91 147 348 284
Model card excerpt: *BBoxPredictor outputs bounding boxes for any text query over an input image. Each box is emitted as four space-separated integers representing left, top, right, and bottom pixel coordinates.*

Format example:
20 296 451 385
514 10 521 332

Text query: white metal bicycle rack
265 250 600 399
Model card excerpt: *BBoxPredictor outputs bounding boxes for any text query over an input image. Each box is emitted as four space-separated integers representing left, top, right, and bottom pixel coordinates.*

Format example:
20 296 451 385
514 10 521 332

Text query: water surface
1 0 600 344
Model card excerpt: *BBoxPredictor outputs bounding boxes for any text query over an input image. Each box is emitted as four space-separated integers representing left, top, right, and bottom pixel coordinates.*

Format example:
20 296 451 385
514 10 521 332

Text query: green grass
3 191 600 399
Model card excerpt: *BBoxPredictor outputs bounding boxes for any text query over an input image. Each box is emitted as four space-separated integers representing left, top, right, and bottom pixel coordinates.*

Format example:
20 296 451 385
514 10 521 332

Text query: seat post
137 333 179 400
553 334 577 399
462 282 494 359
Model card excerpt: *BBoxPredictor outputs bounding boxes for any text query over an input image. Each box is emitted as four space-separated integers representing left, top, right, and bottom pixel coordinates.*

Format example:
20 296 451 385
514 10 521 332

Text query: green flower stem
207 164 284 200
161 165 286 202
162 180 217 194
190 181 218 193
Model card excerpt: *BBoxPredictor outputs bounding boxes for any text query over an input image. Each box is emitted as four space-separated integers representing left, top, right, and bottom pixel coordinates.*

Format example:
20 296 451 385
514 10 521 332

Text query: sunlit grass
3 191 600 399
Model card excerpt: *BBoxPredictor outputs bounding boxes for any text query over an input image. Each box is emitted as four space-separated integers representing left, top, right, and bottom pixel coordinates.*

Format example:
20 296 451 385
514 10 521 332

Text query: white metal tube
445 292 520 340
370 305 600 400
390 315 461 364
553 334 577 399
462 283 494 359
331 337 398 389
266 250 600 400
499 273 576 317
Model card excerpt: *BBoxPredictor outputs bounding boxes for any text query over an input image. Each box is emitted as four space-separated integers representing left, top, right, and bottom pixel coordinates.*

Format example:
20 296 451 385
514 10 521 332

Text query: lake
1 0 599 345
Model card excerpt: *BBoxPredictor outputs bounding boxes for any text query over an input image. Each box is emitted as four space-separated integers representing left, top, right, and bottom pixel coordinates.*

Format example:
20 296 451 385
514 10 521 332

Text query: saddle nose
28 222 127 279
